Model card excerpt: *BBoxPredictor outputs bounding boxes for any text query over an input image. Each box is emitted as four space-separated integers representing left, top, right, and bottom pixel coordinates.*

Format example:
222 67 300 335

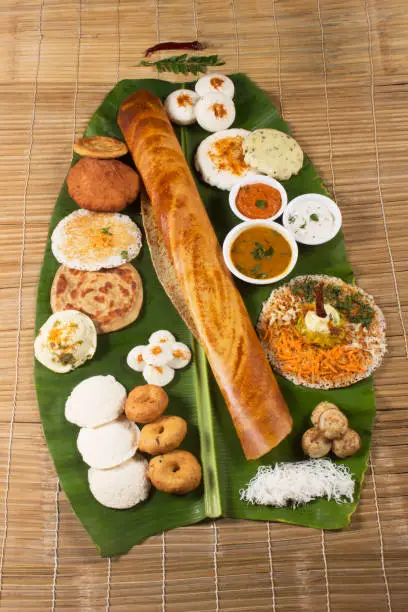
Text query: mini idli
65 375 126 428
195 92 235 132
195 73 235 99
88 455 150 509
164 89 199 125
77 417 140 469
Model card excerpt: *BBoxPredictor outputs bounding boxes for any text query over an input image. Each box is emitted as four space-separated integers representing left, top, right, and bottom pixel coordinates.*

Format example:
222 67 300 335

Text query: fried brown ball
318 408 348 440
302 427 332 459
73 136 128 159
148 450 202 495
332 428 361 458
311 401 339 427
138 415 187 455
125 385 168 424
67 157 140 212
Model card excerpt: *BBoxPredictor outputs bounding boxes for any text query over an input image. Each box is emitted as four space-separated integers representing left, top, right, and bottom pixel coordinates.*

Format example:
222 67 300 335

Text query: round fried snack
67 158 140 212
318 408 348 440
139 416 187 455
148 450 202 494
74 136 128 159
51 264 143 334
125 385 168 424
332 429 361 458
301 427 331 459
311 401 339 427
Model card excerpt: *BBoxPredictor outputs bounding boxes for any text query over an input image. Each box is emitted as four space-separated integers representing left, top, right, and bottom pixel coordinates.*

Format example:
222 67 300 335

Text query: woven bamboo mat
0 0 407 610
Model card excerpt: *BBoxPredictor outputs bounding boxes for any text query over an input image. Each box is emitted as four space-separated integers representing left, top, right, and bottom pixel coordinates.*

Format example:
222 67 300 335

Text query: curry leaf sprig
138 54 225 76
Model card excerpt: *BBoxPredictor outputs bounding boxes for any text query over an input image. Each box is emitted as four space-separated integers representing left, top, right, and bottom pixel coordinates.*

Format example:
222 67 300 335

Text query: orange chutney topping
211 103 227 118
208 136 249 176
236 183 282 219
210 77 224 90
177 94 193 107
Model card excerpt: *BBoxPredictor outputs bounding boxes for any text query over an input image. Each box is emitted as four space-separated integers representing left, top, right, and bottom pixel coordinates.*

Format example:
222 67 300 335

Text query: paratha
51 263 143 334
257 275 386 389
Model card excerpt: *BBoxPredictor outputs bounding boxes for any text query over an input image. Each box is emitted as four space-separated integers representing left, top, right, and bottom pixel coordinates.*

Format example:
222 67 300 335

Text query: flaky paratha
51 263 143 334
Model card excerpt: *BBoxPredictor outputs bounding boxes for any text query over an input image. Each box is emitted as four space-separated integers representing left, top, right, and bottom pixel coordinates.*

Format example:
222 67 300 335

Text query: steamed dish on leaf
243 129 303 181
65 375 126 428
194 92 236 132
194 73 235 98
73 136 128 159
51 264 143 334
195 128 257 190
67 158 140 212
77 416 140 469
164 89 199 125
51 209 142 271
34 310 97 373
88 455 150 510
257 275 386 389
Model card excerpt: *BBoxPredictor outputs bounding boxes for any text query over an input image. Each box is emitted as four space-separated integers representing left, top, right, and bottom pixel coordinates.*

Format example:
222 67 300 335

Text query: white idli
195 73 235 99
65 375 126 428
143 364 174 387
168 342 191 369
77 416 140 469
195 92 235 132
148 330 175 346
34 310 97 374
126 345 147 372
195 129 256 191
164 89 199 125
51 209 142 271
88 455 150 509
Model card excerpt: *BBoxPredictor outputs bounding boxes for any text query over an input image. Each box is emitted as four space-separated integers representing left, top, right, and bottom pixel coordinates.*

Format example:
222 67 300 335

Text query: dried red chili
144 41 204 57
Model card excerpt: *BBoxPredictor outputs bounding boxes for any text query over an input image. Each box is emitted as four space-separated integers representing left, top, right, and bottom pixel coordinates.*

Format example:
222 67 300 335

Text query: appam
77 417 140 469
51 264 143 334
65 375 126 428
67 158 140 212
88 455 150 509
51 209 142 271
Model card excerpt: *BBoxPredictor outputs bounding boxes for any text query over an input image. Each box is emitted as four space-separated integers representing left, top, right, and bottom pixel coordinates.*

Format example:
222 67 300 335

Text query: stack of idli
65 374 150 509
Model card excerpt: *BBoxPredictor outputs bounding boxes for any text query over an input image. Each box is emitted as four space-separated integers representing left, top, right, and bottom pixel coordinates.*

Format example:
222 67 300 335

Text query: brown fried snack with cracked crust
148 450 202 494
125 385 168 424
50 263 143 334
67 157 140 212
139 415 187 455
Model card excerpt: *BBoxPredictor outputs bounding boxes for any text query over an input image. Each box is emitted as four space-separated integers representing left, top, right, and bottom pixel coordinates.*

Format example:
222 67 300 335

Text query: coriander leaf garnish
299 222 307 229
101 226 112 235
264 247 274 259
251 242 265 260
251 264 261 274
120 250 128 259
256 272 268 279
288 215 296 224
138 54 225 76
310 213 319 222
255 199 267 210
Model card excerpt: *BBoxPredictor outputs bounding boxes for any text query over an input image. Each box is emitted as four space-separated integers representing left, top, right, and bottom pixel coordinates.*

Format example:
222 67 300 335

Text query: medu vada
138 415 187 455
148 450 202 495
125 384 168 424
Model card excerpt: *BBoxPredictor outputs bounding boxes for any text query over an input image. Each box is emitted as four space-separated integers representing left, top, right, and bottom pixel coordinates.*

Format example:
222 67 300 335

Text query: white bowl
282 193 342 246
222 220 298 285
229 175 288 222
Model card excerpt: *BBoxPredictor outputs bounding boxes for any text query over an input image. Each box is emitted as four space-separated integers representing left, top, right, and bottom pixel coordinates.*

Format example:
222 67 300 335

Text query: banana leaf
35 75 376 557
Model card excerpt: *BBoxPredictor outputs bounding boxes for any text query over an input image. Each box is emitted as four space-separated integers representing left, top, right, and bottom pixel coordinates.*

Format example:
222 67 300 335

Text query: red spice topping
210 77 224 90
177 94 193 107
211 103 227 118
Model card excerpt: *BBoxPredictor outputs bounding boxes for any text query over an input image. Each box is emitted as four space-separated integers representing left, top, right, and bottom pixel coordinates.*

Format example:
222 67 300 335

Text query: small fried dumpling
195 74 235 99
143 364 175 387
164 89 199 126
195 93 235 132
318 408 348 440
168 342 191 369
148 330 176 346
127 345 147 372
301 427 331 459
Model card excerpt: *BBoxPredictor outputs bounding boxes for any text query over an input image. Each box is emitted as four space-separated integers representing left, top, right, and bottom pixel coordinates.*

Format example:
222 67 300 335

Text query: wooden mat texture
0 0 407 610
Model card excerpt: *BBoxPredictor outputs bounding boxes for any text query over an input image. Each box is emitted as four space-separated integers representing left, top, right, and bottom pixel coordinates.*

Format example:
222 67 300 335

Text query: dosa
118 90 292 459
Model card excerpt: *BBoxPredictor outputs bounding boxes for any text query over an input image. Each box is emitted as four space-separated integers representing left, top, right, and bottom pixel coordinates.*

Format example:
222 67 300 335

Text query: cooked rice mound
257 274 386 389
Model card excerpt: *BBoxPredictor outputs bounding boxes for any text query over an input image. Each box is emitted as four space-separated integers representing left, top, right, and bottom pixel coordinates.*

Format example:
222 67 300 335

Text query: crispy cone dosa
118 90 292 459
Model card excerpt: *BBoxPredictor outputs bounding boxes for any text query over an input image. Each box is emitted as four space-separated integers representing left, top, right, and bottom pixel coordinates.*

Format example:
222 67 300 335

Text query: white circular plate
229 174 288 222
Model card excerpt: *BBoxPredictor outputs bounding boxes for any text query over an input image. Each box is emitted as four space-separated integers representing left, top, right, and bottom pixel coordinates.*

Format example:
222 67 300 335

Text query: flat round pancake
51 263 143 334
73 136 128 159
243 129 303 181
67 157 140 212
51 209 142 271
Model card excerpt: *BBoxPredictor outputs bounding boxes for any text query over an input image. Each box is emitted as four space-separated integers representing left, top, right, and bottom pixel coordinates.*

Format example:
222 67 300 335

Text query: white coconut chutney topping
287 199 335 242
